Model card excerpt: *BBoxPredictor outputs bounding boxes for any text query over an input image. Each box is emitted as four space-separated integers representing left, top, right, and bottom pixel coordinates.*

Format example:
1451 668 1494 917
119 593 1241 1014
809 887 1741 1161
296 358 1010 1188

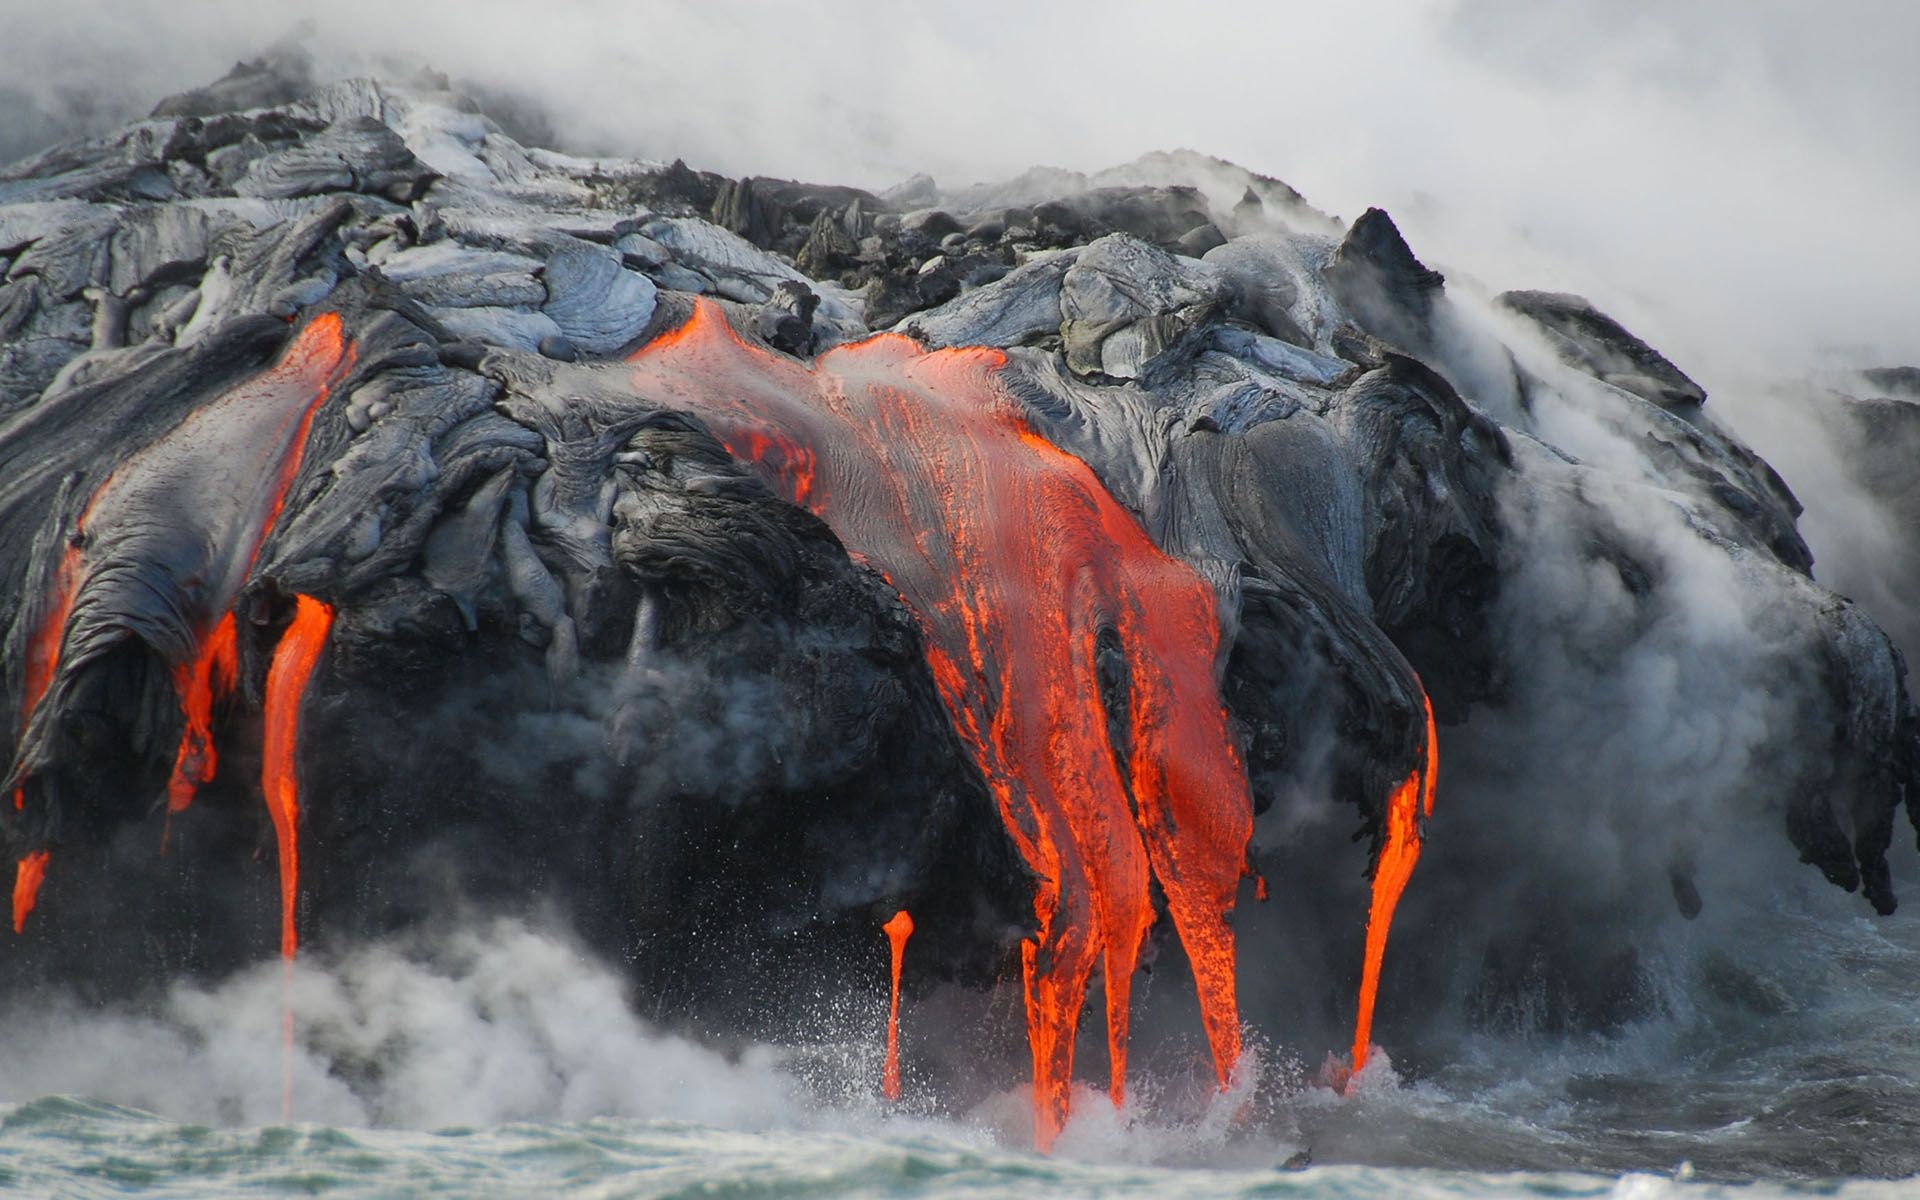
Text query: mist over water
3 891 1920 1193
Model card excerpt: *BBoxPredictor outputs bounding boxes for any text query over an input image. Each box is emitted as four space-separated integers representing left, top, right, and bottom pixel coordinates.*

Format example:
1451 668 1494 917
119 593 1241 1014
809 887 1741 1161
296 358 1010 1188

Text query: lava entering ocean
6 62 1913 1165
631 299 1263 1146
1351 690 1437 1081
882 909 914 1102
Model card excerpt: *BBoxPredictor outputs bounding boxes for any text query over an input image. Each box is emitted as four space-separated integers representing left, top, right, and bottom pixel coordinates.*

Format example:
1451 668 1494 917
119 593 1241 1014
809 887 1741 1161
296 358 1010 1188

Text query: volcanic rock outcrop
1 57 1915 1139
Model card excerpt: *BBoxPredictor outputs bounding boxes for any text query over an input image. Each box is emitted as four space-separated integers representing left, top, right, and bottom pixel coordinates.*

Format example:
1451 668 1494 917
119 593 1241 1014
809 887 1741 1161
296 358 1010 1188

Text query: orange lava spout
882 909 914 1101
12 850 50 933
630 301 1254 1149
1349 687 1438 1079
262 594 331 1121
262 595 333 962
12 546 84 812
165 612 240 812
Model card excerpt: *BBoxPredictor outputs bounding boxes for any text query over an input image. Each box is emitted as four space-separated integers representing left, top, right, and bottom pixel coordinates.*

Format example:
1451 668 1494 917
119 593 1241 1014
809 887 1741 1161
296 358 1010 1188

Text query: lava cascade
262 596 333 964
5 313 352 926
630 300 1255 1147
1350 690 1437 1078
165 612 239 814
11 548 81 813
11 849 48 934
882 909 914 1101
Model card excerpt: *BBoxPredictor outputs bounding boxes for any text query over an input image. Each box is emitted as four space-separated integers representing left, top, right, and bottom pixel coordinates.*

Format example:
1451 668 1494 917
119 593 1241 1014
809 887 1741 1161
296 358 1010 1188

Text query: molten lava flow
12 850 50 933
165 612 239 812
161 317 349 815
259 594 333 1123
882 909 914 1101
9 313 352 824
630 301 1254 1148
1350 688 1438 1079
12 546 83 812
262 594 332 1119
262 595 333 963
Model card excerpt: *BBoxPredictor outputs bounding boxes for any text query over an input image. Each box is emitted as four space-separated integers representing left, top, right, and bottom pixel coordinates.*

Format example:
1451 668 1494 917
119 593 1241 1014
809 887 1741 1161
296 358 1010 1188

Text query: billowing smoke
1327 285 1913 1041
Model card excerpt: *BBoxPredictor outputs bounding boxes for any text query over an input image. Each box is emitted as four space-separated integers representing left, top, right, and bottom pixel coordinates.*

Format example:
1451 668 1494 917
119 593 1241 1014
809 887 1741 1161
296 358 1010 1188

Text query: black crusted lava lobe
1323 207 1446 352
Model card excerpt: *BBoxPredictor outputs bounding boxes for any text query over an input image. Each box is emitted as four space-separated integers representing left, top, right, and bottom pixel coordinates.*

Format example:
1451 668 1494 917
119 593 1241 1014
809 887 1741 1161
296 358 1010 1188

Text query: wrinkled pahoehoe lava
2 58 1917 1143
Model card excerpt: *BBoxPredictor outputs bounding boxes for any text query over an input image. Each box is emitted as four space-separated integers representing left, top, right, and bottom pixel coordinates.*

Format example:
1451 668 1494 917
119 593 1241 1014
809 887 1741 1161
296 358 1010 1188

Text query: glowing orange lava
261 594 333 1123
12 547 83 813
262 595 333 963
165 612 239 812
1349 688 1438 1079
631 300 1253 1149
882 909 914 1101
163 315 349 815
9 313 351 827
11 850 49 933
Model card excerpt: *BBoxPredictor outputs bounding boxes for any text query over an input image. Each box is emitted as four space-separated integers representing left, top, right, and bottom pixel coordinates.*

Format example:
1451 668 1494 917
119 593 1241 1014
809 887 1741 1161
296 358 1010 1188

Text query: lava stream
165 612 239 813
7 313 351 824
4 313 350 930
1350 688 1438 1078
262 595 333 964
260 594 332 1120
161 316 350 815
882 909 914 1101
631 300 1254 1148
11 547 82 813
11 850 49 933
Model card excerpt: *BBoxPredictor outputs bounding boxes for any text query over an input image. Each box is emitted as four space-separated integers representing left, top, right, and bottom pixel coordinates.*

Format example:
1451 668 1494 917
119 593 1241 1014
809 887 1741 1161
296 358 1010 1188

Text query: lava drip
5 546 79 923
882 909 914 1101
164 612 239 813
12 850 49 933
11 546 83 813
630 301 1254 1149
1349 687 1438 1079
261 595 333 963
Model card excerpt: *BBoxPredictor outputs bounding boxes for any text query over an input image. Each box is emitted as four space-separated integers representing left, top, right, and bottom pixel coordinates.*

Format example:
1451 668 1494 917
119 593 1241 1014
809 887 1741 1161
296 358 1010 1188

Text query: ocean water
3 905 1917 1198
1 1101 1915 1199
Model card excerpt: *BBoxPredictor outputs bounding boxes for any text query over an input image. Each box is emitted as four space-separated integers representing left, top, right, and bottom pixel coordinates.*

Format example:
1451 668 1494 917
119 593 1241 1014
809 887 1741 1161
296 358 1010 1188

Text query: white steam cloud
0 921 806 1128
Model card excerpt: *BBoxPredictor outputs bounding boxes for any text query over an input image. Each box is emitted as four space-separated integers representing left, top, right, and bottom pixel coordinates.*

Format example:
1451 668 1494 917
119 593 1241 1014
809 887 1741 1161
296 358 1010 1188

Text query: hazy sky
2 0 1916 390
